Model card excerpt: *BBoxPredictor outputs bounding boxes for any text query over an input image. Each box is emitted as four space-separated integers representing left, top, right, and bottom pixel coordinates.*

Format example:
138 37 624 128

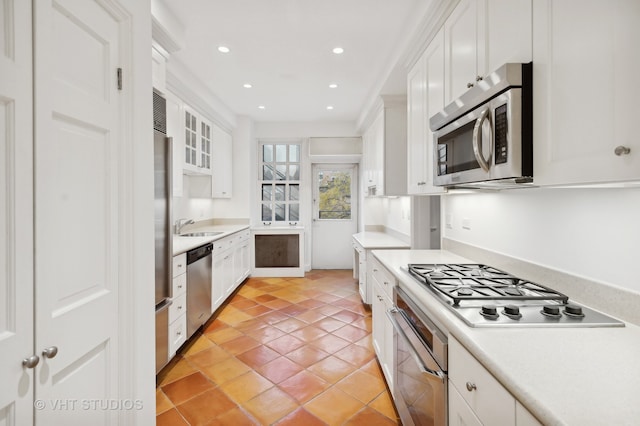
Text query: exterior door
34 0 125 423
0 0 34 423
311 164 358 269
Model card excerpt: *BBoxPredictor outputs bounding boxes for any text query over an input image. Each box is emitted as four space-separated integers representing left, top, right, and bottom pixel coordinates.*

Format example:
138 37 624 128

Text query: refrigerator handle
165 136 173 299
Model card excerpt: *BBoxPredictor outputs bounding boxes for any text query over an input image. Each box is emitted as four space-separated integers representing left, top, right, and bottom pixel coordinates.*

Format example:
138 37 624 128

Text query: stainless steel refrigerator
153 91 173 373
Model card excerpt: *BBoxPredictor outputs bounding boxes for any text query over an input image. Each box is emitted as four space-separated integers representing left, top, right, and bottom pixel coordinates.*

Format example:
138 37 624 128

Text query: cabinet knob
22 355 40 369
383 281 389 286
475 75 483 82
614 145 631 156
42 346 59 359
467 82 474 88
466 382 477 392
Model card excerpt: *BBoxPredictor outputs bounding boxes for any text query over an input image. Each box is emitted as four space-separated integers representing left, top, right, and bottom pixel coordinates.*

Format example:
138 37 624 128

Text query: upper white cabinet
211 125 233 198
166 91 184 196
362 96 407 196
151 46 167 93
533 0 640 186
183 106 212 175
444 0 532 104
407 28 447 195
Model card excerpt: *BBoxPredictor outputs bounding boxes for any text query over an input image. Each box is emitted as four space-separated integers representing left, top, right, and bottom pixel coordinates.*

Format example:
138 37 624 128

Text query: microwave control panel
494 103 508 164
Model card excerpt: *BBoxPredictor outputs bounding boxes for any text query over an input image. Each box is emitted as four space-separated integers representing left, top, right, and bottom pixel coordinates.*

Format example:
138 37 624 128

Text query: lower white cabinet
352 240 368 303
370 256 396 394
211 229 251 313
449 336 541 426
169 254 187 358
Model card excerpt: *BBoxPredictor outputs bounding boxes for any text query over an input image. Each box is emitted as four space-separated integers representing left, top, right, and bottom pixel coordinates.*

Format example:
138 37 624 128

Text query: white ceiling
160 0 427 123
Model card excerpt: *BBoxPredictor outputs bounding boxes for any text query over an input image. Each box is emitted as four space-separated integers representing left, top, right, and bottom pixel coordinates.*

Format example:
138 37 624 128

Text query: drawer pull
177 264 183 268
466 382 477 392
383 281 389 286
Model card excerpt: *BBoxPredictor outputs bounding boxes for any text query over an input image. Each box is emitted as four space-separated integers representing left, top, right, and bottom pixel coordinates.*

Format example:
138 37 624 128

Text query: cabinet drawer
169 314 187 357
370 256 394 299
173 253 186 278
169 293 187 324
239 229 250 242
449 336 515 426
214 236 234 251
172 273 186 297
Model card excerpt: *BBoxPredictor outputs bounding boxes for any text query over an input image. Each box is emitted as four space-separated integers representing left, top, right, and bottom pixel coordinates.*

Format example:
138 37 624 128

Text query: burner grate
408 263 569 306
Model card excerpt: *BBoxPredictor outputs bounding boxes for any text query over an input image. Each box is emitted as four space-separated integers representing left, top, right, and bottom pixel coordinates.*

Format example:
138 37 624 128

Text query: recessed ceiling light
326 106 334 110
329 83 338 89
258 105 265 110
332 47 344 54
217 46 230 53
243 83 252 88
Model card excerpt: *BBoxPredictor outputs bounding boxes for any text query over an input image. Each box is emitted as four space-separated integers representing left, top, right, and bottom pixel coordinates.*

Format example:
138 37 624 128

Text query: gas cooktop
407 263 624 328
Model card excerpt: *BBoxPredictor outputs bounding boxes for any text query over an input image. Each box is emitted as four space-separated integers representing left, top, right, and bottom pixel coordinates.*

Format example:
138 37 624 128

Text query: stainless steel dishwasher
186 243 213 337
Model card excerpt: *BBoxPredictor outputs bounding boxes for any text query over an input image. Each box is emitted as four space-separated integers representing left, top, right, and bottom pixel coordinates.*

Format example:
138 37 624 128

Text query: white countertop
173 224 250 255
352 231 410 249
372 249 640 426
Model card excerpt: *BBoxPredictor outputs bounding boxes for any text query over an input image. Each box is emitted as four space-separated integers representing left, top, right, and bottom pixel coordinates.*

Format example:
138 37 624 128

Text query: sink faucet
175 218 195 234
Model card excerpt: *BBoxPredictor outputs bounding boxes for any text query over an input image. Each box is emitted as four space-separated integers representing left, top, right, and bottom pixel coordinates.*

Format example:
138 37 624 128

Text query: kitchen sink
179 232 224 237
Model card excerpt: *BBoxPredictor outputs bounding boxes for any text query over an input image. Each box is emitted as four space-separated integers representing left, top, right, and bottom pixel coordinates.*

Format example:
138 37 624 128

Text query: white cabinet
370 256 395 394
183 106 212 175
449 336 542 426
169 254 187 358
362 96 407 196
166 91 184 196
407 28 447 195
211 124 233 198
212 229 251 313
352 240 368 303
151 46 167 93
444 0 532 104
533 0 640 186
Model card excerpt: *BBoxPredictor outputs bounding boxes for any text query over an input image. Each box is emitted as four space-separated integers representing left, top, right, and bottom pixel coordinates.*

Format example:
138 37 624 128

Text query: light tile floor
156 270 400 426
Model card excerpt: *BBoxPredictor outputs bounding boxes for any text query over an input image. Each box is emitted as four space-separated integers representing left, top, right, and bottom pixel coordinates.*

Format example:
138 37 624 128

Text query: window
260 142 301 223
316 168 352 220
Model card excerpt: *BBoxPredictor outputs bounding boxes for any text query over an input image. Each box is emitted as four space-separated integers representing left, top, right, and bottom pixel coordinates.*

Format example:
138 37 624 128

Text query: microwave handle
472 108 493 172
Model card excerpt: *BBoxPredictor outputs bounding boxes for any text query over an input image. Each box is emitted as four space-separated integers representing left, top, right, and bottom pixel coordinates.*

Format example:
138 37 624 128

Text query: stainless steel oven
388 287 448 426
430 62 532 188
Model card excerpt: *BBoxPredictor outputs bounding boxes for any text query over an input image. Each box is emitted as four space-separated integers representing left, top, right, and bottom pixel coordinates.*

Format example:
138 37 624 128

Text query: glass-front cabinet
183 106 212 175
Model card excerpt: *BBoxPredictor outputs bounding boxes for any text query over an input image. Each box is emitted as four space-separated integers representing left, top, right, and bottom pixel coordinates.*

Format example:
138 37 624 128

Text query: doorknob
22 355 40 368
42 346 59 359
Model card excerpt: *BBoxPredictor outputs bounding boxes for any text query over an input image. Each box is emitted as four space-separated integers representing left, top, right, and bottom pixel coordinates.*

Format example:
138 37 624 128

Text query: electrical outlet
462 218 471 230
445 214 453 229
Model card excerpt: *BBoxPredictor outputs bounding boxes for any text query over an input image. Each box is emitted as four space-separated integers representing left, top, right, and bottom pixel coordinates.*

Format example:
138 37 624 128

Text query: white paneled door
0 0 34 423
34 0 126 424
312 164 358 269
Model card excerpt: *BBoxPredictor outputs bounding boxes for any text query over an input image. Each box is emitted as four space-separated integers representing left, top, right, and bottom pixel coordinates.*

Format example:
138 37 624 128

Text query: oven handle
472 107 493 172
387 308 445 382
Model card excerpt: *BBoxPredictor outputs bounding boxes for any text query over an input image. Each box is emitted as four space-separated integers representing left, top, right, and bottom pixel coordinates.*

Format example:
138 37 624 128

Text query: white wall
442 187 640 293
363 196 411 238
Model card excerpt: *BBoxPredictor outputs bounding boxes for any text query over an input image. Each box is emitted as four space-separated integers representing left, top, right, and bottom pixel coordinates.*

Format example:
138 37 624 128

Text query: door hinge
117 68 123 91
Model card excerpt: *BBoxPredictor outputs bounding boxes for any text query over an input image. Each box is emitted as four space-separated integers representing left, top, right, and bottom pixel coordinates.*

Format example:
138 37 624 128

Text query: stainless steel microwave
430 62 533 188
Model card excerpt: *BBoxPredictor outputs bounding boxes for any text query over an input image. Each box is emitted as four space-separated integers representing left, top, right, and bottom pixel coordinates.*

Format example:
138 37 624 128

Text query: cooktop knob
502 304 522 319
564 304 585 318
541 305 562 318
480 305 499 320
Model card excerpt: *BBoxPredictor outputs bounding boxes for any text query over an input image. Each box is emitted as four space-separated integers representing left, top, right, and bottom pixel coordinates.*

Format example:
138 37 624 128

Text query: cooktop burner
407 263 624 328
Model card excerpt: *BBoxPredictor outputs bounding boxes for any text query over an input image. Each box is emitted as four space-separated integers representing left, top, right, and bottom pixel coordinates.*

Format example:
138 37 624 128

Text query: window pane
289 184 299 201
185 112 190 128
275 165 287 180
191 115 196 129
274 203 285 221
263 164 274 180
263 144 273 162
318 170 351 219
275 144 287 162
289 144 300 162
289 203 299 221
288 165 300 180
275 184 285 201
262 204 272 221
262 184 272 201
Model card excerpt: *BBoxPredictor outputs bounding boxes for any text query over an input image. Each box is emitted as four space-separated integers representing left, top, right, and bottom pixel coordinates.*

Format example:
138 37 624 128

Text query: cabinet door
533 0 640 186
480 0 532 76
211 253 227 312
212 124 233 198
151 47 166 93
449 383 483 426
166 92 184 196
407 51 427 195
371 281 385 363
444 0 479 103
199 118 212 173
184 107 199 171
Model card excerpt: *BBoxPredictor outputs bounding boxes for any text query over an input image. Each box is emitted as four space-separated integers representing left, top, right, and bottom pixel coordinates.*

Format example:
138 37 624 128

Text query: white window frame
258 140 302 225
